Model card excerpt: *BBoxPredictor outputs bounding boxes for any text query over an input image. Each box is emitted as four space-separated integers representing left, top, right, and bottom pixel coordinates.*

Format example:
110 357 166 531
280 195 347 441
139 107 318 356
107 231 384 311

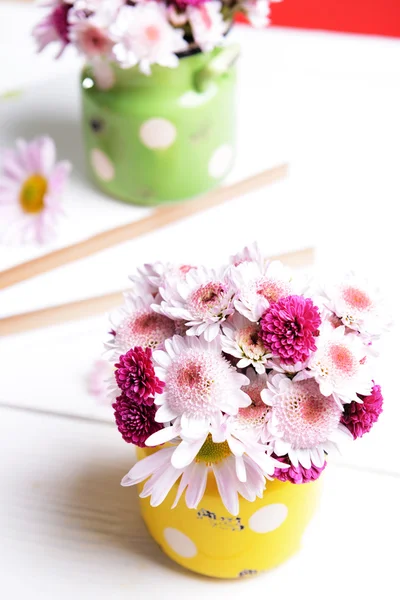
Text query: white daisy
105 289 176 359
221 313 272 373
145 335 250 468
261 373 352 468
307 324 373 404
111 2 188 75
319 272 390 340
122 434 269 516
153 266 235 341
229 260 293 322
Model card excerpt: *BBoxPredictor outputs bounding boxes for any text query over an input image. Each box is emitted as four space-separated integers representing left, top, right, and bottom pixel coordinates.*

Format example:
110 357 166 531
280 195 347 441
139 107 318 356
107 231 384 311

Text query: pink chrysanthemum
273 455 327 484
113 393 162 446
33 0 72 56
260 295 321 364
172 0 210 8
114 347 164 405
341 383 383 439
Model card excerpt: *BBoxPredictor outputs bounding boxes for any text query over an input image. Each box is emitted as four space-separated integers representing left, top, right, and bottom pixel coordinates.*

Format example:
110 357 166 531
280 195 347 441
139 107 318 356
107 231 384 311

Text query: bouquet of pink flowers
33 0 278 75
105 244 388 516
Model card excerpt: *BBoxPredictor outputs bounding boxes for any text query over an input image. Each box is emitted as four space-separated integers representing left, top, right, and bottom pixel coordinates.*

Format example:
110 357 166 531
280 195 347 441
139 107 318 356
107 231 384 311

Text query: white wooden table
1 3 400 598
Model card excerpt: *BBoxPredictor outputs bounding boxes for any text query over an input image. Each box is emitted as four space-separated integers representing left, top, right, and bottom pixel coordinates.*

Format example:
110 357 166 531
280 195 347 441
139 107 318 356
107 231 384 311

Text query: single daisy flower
259 295 321 365
230 260 293 322
145 335 250 468
307 324 373 404
261 373 352 468
221 313 272 373
87 359 114 404
111 2 188 75
122 434 268 516
320 273 390 340
187 2 227 53
154 266 235 341
105 290 177 359
33 0 73 57
0 137 71 244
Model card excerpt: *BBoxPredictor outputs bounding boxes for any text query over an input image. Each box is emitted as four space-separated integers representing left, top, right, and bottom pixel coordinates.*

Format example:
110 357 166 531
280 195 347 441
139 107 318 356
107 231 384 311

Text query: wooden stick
0 164 288 291
0 247 314 336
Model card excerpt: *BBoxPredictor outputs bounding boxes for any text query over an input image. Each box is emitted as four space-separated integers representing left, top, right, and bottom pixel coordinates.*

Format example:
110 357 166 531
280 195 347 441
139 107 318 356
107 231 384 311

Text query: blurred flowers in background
33 0 280 74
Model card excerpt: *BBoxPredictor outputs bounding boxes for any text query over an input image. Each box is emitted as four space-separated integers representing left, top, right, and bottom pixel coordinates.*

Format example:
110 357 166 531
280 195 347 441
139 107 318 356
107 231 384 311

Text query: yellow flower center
195 435 231 465
19 174 47 214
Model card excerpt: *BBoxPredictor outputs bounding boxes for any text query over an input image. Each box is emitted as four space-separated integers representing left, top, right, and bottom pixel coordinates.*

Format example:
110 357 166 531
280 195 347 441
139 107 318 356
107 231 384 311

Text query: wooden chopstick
0 164 288 291
0 247 314 336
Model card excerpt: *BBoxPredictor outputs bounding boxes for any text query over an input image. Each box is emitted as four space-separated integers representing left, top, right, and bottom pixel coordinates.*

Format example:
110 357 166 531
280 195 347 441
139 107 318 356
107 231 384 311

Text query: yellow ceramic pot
136 448 322 579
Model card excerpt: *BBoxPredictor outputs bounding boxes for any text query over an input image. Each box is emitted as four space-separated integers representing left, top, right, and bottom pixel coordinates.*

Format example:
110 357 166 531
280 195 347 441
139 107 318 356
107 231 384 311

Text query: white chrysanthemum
121 432 272 516
153 266 235 341
145 335 250 468
243 0 271 28
265 357 310 377
229 260 293 322
222 314 272 373
319 273 390 340
111 2 188 75
229 241 266 270
307 324 372 405
105 290 176 359
187 1 227 53
130 262 197 296
261 373 352 468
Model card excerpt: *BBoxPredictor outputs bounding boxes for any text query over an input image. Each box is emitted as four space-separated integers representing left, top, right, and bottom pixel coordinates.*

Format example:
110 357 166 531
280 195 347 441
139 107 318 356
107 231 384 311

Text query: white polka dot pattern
208 144 233 179
248 504 288 534
139 118 177 149
90 149 115 182
163 527 197 558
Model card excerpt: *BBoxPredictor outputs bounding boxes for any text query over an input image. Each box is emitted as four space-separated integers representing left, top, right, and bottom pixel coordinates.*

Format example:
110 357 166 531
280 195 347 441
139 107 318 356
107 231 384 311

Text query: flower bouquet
33 0 279 205
104 243 388 578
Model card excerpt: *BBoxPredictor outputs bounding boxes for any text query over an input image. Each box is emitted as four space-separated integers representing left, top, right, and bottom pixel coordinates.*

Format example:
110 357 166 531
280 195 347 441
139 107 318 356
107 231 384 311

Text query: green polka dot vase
81 45 239 206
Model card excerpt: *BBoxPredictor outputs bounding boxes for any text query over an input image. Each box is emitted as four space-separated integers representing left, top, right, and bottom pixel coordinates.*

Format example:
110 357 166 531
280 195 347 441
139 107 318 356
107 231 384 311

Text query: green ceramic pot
81 46 239 206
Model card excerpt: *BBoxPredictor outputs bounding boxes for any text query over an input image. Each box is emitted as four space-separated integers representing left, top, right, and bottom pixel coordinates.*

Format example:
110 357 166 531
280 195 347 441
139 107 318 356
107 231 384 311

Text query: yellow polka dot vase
81 45 239 206
136 447 322 579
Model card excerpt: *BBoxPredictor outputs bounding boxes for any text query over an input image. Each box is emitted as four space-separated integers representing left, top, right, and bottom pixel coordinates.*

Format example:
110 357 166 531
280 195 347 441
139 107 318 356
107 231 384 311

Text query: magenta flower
341 384 383 439
113 394 162 447
260 295 321 364
114 346 164 405
172 0 210 7
33 0 72 57
0 136 71 244
273 455 326 484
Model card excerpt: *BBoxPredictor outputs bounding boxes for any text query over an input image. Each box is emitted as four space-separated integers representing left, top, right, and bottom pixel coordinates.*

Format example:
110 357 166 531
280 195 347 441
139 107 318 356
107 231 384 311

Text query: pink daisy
0 137 71 244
